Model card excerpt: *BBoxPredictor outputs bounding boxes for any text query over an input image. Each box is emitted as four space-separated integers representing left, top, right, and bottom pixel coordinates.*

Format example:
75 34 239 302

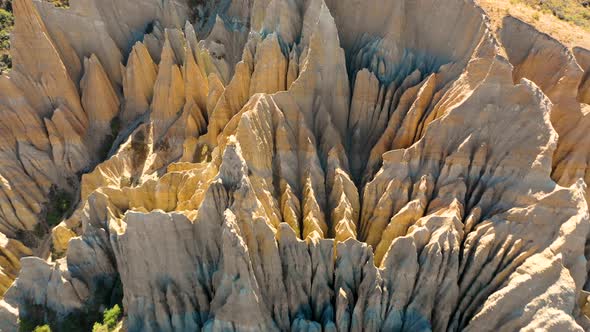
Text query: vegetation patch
155 138 170 152
515 0 590 28
18 318 40 332
0 6 13 73
99 116 121 160
19 308 101 332
50 243 65 261
19 277 123 332
45 186 73 227
47 0 69 8
32 325 51 332
187 0 228 34
131 130 149 156
92 304 122 332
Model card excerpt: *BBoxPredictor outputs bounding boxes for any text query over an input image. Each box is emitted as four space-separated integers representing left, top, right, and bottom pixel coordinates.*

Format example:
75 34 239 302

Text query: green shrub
0 8 13 49
88 305 121 332
103 304 121 329
518 0 590 28
0 52 11 70
48 0 68 8
1 0 12 12
33 325 51 332
0 8 13 31
0 7 13 72
92 323 109 332
19 323 52 332
17 300 118 332
45 186 73 227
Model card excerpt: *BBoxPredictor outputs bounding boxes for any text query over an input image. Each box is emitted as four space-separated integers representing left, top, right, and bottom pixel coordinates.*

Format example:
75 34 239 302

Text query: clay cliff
0 0 589 331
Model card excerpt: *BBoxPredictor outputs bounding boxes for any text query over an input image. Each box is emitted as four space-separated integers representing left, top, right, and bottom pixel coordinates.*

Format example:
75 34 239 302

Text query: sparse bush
45 186 73 227
0 7 13 72
0 8 13 48
131 130 149 156
155 138 170 152
91 305 121 332
18 312 50 332
18 289 121 332
48 0 68 8
517 0 590 28
1 53 11 71
1 0 12 12
92 323 109 332
33 325 51 332
103 304 121 329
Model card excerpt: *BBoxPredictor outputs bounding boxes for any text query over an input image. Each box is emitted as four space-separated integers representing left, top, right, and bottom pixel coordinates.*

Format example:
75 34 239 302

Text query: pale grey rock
1 0 590 332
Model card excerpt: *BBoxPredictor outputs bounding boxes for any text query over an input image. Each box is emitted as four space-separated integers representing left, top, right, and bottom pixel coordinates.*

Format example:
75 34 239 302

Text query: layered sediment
0 0 589 331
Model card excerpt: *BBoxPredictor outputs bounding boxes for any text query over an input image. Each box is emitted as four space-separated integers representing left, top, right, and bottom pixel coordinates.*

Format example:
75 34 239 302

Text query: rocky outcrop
0 234 31 296
500 16 590 203
0 0 589 331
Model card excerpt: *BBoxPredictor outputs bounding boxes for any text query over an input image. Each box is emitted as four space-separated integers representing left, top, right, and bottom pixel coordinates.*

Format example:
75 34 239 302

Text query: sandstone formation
0 0 589 331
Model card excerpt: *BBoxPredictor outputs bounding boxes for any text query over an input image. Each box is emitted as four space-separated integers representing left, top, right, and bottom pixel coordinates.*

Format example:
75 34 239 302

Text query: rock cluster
0 0 589 331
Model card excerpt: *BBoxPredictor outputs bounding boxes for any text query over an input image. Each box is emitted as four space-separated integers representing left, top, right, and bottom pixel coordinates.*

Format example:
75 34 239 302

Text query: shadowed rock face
0 0 589 331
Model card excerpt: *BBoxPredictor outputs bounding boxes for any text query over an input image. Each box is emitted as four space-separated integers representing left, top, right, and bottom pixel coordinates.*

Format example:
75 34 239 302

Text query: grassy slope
525 0 590 28
478 0 590 49
0 2 12 73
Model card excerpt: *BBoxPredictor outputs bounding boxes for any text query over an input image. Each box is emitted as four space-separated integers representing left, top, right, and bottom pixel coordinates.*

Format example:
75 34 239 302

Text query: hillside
0 0 590 331
479 0 590 48
1 0 589 72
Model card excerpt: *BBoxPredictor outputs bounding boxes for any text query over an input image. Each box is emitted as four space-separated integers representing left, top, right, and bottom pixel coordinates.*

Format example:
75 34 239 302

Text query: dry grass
47 0 68 8
477 0 590 49
523 0 590 28
0 6 12 73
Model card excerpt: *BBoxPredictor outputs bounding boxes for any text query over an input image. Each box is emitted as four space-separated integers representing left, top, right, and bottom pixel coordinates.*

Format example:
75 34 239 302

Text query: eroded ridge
0 0 589 331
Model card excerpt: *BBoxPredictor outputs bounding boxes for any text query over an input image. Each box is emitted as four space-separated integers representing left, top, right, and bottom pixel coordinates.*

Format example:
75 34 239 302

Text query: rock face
0 0 589 331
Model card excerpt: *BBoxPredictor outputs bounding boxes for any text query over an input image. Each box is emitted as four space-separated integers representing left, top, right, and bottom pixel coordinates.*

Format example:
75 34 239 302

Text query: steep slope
0 0 589 331
478 0 590 50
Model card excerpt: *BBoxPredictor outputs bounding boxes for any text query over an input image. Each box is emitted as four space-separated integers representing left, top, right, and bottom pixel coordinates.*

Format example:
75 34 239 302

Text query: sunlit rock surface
0 0 589 331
